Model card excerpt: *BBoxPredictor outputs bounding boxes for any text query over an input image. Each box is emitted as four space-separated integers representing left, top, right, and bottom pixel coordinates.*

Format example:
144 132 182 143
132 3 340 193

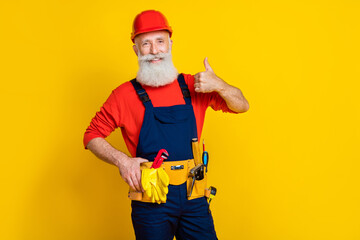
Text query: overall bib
130 74 217 240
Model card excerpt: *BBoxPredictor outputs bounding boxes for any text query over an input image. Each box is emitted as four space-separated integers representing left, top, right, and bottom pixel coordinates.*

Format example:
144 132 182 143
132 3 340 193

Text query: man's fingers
126 177 136 191
118 157 149 192
194 58 216 92
131 174 141 192
135 168 145 192
204 57 213 72
194 77 199 85
194 72 204 80
137 158 149 164
194 83 202 92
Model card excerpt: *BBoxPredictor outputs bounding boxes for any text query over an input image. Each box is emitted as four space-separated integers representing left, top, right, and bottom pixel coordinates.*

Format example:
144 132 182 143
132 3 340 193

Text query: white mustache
138 52 170 61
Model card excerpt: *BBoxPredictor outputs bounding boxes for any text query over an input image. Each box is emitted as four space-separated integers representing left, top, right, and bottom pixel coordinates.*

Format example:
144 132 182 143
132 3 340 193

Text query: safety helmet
131 10 173 43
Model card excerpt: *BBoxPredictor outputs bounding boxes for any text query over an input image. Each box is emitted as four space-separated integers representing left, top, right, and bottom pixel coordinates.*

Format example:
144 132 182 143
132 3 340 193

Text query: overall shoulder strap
130 79 153 108
177 74 192 105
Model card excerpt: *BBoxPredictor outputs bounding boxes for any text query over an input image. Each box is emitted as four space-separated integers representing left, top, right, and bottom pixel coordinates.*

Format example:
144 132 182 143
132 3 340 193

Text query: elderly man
84 10 249 240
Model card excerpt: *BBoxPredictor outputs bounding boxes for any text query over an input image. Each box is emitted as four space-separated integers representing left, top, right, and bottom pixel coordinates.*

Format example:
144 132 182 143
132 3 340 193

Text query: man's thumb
204 57 213 72
138 158 149 163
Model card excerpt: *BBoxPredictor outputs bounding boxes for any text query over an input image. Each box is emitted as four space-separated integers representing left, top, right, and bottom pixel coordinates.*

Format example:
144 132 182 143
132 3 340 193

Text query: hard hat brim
131 27 173 43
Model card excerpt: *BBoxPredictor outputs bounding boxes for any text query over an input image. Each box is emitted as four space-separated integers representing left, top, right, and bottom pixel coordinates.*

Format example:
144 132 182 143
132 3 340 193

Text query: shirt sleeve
206 91 237 113
83 90 121 148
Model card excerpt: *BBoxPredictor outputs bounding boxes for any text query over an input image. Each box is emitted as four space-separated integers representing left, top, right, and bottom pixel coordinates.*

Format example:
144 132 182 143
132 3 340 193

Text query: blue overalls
130 74 218 240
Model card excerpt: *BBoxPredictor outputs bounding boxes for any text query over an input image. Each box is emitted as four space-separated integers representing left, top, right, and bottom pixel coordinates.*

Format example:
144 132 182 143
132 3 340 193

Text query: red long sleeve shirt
84 73 236 157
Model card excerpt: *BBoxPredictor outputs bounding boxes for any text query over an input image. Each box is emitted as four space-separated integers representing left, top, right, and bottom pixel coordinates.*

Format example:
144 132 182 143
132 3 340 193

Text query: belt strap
129 188 211 201
141 159 195 185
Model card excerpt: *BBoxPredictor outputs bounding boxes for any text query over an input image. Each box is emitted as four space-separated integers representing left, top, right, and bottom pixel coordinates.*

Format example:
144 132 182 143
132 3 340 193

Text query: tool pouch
187 139 210 200
128 159 209 202
186 166 208 200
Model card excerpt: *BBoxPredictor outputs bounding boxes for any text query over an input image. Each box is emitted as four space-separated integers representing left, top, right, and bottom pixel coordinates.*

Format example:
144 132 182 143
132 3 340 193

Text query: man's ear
133 44 139 56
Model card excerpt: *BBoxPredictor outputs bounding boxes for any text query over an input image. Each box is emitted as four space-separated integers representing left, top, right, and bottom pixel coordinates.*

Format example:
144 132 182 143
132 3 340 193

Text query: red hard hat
131 10 173 43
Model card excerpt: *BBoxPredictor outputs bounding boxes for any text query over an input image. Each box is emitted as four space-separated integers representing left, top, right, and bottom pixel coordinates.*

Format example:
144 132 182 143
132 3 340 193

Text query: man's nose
150 44 159 55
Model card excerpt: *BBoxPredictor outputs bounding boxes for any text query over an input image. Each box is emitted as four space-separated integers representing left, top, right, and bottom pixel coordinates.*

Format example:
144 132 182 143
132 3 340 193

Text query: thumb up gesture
194 57 225 93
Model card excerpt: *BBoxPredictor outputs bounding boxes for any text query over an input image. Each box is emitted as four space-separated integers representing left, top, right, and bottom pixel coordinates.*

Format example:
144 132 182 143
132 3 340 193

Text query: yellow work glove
141 168 170 204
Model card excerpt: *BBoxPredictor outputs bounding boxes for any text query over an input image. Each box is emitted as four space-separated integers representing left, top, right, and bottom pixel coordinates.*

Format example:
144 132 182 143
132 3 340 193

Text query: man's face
133 30 178 87
133 30 171 62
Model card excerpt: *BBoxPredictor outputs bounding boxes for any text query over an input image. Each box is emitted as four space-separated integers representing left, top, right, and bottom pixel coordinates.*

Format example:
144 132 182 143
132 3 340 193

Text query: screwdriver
202 140 209 172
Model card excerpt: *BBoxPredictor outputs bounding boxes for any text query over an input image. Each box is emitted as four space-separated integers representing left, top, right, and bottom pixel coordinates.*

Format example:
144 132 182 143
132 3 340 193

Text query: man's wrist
215 78 227 95
108 149 127 168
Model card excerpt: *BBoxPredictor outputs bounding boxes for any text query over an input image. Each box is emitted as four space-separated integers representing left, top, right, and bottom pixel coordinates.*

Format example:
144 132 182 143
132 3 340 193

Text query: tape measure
208 186 217 213
208 186 217 204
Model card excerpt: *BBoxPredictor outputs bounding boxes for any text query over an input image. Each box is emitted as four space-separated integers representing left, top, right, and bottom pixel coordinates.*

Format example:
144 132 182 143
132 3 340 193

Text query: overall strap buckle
137 89 150 103
177 74 192 104
130 79 152 105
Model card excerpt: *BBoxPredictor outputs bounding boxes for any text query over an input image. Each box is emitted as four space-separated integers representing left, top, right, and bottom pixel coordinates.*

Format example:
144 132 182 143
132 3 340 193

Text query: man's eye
142 42 149 46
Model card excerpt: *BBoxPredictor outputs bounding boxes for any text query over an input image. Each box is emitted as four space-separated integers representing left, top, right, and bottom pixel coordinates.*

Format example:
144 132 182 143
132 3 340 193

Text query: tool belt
128 159 210 202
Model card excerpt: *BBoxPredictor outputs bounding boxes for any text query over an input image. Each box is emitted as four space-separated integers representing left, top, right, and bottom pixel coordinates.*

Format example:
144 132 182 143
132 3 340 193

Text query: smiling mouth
149 58 162 63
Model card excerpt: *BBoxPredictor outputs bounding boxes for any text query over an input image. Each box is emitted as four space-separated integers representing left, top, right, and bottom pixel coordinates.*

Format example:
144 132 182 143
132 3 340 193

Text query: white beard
136 50 178 87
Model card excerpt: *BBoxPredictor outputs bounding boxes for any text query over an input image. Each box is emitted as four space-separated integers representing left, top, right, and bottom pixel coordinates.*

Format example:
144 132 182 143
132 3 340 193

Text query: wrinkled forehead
134 30 170 44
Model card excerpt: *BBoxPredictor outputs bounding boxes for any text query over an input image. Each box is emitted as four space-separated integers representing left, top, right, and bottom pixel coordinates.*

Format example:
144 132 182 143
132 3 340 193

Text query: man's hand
194 57 226 93
194 57 250 113
86 137 149 192
116 156 149 192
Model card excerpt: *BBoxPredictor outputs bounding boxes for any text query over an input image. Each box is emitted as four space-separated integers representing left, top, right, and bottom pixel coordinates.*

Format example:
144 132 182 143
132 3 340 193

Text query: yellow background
1 0 359 239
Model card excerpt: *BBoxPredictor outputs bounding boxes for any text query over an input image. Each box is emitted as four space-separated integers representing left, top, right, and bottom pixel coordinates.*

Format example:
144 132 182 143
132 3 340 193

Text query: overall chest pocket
153 106 193 124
